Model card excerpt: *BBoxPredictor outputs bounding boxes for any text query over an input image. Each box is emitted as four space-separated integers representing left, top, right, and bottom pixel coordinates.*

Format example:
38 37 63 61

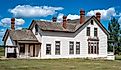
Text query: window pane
46 44 51 55
55 41 60 55
76 42 80 54
94 28 97 36
87 27 90 36
69 41 74 54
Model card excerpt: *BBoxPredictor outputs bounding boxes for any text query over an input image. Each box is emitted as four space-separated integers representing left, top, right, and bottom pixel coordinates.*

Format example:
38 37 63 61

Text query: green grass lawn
0 47 4 57
0 47 121 70
0 59 121 70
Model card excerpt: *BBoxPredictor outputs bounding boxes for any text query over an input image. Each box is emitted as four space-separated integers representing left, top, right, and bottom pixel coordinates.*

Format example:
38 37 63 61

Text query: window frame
69 41 74 54
46 44 51 55
91 20 94 25
55 41 60 55
76 42 80 54
35 24 38 35
88 41 99 54
87 27 90 36
94 28 98 36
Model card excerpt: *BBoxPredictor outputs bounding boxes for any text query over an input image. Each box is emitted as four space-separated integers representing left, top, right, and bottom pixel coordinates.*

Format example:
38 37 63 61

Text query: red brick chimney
80 9 85 24
63 16 67 29
96 12 101 21
11 18 15 30
52 17 57 22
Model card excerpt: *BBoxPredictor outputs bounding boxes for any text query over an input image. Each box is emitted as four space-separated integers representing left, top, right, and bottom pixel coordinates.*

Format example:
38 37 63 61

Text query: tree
108 17 121 54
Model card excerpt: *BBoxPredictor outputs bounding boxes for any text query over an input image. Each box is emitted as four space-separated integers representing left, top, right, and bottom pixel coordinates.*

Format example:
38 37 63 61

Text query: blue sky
0 0 121 45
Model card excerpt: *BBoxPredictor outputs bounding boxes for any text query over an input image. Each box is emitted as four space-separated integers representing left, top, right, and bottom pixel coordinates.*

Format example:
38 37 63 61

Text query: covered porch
17 41 41 58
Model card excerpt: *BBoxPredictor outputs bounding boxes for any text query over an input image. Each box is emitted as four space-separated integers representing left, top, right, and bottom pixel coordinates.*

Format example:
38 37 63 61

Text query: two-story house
2 9 109 59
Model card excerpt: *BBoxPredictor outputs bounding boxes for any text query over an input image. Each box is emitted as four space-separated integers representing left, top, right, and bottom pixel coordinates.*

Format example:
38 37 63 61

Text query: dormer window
35 24 38 35
91 20 93 25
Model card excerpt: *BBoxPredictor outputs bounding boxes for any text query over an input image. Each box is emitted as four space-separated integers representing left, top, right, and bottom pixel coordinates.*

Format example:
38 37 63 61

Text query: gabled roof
29 16 91 32
29 16 109 35
2 29 39 42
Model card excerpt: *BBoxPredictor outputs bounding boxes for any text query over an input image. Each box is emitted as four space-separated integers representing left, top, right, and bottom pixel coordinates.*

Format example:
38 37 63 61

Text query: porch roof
17 41 41 44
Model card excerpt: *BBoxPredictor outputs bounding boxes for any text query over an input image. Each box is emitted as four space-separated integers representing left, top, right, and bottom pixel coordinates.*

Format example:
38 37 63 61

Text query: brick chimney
63 16 67 29
11 18 15 30
96 12 101 21
80 9 85 24
52 17 57 22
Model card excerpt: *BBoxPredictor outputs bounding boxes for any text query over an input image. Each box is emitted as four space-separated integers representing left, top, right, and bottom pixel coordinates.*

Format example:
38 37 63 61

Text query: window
91 20 93 25
88 42 99 54
87 27 90 36
55 41 60 55
76 42 80 54
35 24 38 35
94 28 98 36
20 44 25 54
46 44 51 55
69 41 74 54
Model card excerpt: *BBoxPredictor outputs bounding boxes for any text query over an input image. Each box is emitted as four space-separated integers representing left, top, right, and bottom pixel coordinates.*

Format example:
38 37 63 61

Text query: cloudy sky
0 0 121 45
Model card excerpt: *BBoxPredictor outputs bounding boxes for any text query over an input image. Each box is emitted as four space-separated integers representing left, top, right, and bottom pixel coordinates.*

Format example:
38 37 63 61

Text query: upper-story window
35 24 38 35
55 41 60 55
94 28 98 36
87 27 90 36
91 20 93 25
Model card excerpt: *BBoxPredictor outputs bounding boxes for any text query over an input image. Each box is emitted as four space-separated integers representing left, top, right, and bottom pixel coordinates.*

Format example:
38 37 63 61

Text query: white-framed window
55 41 60 55
87 27 90 36
94 28 98 36
46 44 51 55
88 42 99 54
69 41 74 54
76 42 80 54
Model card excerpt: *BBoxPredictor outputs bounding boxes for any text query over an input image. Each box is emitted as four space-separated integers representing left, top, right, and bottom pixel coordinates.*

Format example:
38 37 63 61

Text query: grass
0 47 121 70
0 47 4 57
0 59 121 70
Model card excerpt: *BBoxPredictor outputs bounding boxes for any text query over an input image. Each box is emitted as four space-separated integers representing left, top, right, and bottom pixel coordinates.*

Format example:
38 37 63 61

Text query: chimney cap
52 16 57 19
11 18 15 21
80 9 85 12
96 12 101 15
63 16 67 19
80 9 85 15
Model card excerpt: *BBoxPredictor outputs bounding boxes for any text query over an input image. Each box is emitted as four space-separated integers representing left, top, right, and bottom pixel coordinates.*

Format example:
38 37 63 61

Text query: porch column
25 44 29 57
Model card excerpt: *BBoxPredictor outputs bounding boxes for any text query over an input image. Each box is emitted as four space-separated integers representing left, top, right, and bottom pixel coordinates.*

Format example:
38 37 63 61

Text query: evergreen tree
108 17 121 54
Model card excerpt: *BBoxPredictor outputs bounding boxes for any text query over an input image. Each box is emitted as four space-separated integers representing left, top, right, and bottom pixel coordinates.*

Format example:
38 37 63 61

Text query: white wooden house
2 9 110 59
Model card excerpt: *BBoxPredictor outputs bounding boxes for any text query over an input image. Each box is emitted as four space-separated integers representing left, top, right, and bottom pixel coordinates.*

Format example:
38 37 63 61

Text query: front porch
17 41 41 58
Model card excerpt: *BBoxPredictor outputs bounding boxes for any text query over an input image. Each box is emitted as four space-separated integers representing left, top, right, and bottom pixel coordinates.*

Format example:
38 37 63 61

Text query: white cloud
56 13 80 22
87 7 116 20
67 14 80 20
57 13 64 22
40 19 51 22
9 5 64 17
16 27 23 30
0 18 25 26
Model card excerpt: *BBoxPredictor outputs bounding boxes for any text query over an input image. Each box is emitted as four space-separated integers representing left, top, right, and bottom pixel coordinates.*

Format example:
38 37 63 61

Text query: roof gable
28 16 109 35
2 29 38 41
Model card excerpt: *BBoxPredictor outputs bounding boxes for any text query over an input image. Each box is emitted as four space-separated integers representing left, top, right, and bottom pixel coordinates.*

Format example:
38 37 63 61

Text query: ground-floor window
76 42 80 54
88 41 99 54
46 44 51 55
55 41 60 55
69 41 74 54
